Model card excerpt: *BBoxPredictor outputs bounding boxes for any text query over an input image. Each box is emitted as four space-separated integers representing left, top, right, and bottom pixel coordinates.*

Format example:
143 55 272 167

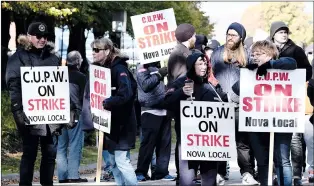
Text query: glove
158 67 168 77
246 63 258 70
67 110 81 129
12 110 30 135
256 61 271 77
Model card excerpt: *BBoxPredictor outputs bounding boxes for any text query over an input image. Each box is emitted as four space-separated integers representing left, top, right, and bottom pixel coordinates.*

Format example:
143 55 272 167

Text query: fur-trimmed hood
17 34 57 55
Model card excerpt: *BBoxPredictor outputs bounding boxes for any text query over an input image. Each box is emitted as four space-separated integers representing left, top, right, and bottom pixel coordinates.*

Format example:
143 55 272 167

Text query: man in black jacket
6 22 62 186
56 51 87 183
270 21 313 185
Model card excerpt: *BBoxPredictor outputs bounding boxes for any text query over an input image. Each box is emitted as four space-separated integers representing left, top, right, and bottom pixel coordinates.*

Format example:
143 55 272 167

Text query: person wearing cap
165 49 224 186
167 23 196 182
270 21 313 185
56 51 87 183
204 39 221 60
5 21 63 185
211 22 259 185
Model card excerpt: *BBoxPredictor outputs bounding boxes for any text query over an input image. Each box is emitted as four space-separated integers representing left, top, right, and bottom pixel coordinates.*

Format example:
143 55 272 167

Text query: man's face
194 57 207 77
188 33 196 49
226 29 241 50
28 34 47 49
273 29 288 44
92 45 109 63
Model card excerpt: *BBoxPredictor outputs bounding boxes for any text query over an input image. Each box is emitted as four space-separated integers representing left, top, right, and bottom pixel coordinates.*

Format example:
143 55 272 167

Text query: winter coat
210 45 250 104
231 57 297 96
136 65 166 109
5 35 63 136
81 57 137 151
277 39 312 81
164 51 224 174
167 43 192 85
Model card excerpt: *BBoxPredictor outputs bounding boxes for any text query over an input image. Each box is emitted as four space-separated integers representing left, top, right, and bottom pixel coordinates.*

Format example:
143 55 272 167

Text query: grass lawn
1 122 177 175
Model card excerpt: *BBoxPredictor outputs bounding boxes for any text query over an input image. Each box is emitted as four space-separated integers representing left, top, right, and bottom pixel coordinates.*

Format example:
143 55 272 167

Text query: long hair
90 37 125 67
223 42 247 67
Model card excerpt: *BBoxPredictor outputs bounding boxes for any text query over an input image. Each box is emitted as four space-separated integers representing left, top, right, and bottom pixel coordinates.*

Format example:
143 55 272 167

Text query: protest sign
20 66 70 124
180 101 236 161
239 69 306 133
131 8 177 64
89 65 111 133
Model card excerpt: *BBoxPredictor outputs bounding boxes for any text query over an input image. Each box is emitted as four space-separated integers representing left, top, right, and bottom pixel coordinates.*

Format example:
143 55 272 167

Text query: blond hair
251 40 279 59
223 42 247 67
91 37 126 67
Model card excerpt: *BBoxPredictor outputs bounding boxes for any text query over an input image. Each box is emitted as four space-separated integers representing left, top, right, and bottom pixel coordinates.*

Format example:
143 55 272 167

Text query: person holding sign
165 50 225 186
211 22 259 185
82 37 138 185
233 40 297 186
5 22 63 186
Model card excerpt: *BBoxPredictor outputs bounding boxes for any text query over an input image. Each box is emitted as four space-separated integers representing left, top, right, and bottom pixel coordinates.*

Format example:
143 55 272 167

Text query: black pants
135 112 172 179
19 132 57 186
235 112 256 176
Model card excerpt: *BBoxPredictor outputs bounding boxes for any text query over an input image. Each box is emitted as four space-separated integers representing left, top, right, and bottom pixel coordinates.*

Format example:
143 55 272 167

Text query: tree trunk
68 22 88 74
1 9 12 90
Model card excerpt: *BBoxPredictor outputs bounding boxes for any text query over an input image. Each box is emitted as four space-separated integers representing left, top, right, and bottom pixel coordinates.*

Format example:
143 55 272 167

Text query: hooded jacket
81 56 137 151
164 51 223 173
5 35 63 136
274 39 312 81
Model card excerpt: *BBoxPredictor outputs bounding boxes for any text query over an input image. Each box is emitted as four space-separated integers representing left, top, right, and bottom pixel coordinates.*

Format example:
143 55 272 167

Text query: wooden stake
95 131 104 183
267 132 275 185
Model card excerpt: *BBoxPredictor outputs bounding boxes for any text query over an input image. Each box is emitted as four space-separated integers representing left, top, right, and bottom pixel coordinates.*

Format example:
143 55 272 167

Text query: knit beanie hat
226 22 246 41
270 21 289 40
175 23 196 42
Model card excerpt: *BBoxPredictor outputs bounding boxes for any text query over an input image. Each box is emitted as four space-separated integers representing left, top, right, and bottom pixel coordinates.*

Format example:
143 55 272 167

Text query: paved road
9 151 313 185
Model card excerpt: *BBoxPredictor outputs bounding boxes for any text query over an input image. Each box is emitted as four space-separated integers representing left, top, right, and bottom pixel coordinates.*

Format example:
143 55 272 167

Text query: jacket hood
111 56 129 68
186 50 208 84
17 34 57 54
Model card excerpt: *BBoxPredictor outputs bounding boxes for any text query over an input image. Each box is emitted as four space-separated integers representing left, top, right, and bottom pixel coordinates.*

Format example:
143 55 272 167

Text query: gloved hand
158 67 168 77
246 63 258 70
12 110 30 135
67 110 81 129
256 61 271 76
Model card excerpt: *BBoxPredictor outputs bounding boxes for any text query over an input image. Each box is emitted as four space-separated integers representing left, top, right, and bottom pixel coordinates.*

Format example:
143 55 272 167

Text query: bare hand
183 85 193 96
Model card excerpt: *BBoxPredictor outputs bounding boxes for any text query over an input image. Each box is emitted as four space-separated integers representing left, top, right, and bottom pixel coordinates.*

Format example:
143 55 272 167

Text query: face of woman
92 45 109 63
194 57 207 77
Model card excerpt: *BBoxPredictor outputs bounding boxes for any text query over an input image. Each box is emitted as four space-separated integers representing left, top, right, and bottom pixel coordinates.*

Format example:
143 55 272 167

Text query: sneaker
242 172 259 185
293 178 303 185
162 175 176 181
217 174 225 185
308 171 314 183
103 171 114 181
67 178 88 183
136 174 147 182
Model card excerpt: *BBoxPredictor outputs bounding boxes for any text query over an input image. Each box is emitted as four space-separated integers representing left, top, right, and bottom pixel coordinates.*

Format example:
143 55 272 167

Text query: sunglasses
35 35 48 40
92 48 106 53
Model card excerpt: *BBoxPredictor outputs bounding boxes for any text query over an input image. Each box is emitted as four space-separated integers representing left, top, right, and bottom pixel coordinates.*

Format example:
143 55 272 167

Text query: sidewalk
4 145 313 185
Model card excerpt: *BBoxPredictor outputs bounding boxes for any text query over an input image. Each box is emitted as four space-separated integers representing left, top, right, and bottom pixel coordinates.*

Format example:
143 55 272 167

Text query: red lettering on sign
28 98 65 111
187 134 230 147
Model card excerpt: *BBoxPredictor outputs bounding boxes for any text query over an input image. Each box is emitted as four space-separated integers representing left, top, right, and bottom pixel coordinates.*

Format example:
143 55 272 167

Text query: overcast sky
200 2 314 42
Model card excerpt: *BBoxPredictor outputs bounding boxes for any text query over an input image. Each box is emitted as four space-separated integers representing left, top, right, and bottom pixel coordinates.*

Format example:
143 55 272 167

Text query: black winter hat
186 50 205 71
205 39 221 50
227 22 246 41
175 23 196 42
270 21 289 40
27 22 49 36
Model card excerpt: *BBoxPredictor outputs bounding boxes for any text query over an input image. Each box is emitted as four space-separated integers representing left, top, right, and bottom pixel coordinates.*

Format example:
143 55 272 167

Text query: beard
226 39 241 50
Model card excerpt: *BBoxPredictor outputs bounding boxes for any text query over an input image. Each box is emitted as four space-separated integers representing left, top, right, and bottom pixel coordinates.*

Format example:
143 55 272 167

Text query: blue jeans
109 150 138 185
103 150 113 172
57 121 85 180
249 132 292 186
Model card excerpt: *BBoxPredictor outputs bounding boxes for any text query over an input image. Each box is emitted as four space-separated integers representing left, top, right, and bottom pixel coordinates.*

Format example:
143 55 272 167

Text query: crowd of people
5 18 314 186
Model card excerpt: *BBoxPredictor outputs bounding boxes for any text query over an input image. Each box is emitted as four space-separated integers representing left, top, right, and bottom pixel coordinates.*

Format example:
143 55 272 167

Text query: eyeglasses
251 52 266 58
36 35 48 40
92 48 106 53
226 34 239 38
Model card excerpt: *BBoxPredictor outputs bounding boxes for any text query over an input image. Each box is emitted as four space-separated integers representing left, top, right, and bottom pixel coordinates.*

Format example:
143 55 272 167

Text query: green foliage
1 91 22 153
242 2 313 44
